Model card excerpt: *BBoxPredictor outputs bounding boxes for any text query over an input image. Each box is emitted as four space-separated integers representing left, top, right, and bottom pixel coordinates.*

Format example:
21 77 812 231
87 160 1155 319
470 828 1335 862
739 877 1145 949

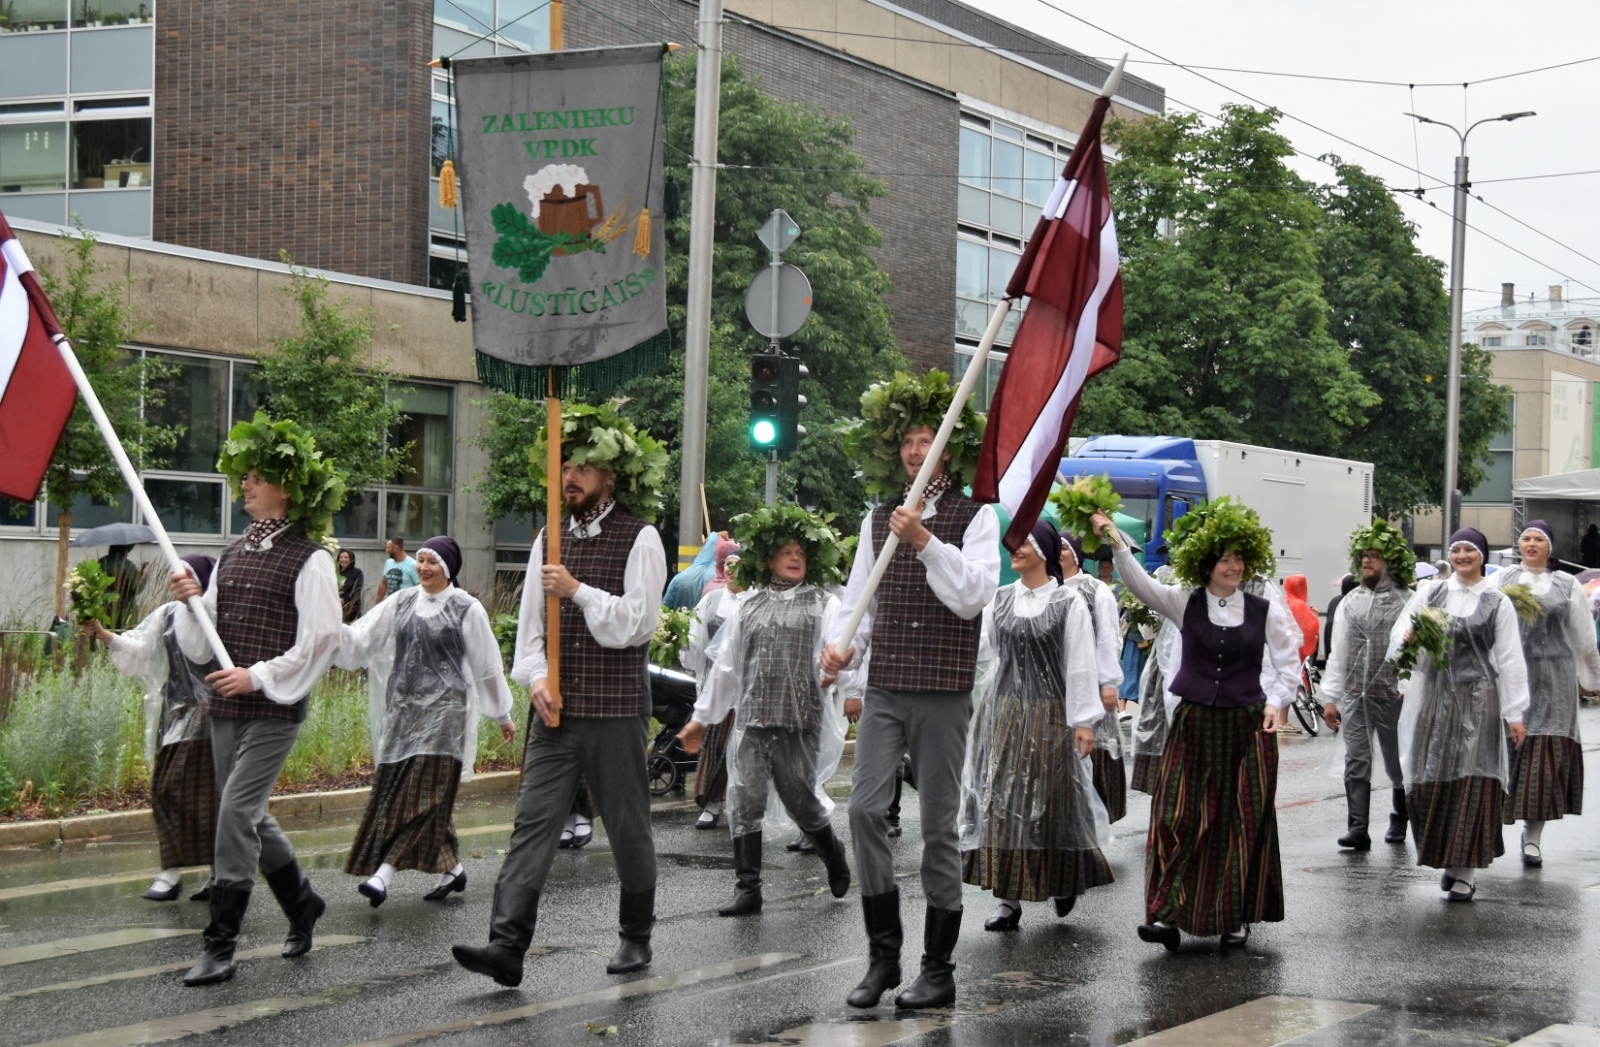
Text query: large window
1463 397 1516 505
0 121 68 193
0 98 151 196
0 0 69 32
71 0 153 26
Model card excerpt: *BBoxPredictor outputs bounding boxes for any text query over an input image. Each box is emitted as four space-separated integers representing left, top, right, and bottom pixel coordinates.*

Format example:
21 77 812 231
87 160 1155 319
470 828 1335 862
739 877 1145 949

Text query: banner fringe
475 327 673 400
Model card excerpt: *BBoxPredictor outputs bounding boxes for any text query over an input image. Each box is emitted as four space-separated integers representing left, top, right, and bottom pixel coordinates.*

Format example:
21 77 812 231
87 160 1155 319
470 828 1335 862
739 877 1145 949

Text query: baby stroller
646 663 700 796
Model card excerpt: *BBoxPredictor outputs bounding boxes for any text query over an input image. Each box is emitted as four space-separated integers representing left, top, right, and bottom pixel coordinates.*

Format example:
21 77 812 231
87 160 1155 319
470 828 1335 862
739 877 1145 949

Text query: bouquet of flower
1389 606 1451 680
650 607 697 670
1119 589 1160 634
1050 474 1123 554
1500 582 1545 626
65 560 119 627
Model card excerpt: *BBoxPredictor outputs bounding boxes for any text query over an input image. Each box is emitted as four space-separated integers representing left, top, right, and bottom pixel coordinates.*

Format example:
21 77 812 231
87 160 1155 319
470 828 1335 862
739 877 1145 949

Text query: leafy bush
0 660 145 816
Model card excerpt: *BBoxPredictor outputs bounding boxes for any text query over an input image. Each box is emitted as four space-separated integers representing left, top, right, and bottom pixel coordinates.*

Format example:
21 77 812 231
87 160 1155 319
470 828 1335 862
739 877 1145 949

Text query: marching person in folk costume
453 402 669 988
1090 499 1301 951
682 539 742 831
1320 520 1415 851
1056 531 1126 823
960 520 1113 933
677 506 854 915
168 414 346 986
335 536 515 906
823 371 1000 1010
1388 527 1529 902
1489 520 1598 868
1127 566 1181 795
88 553 222 903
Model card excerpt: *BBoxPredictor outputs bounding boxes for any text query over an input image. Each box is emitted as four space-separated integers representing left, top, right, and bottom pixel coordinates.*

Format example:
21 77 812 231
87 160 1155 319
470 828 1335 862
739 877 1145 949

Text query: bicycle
1289 657 1321 736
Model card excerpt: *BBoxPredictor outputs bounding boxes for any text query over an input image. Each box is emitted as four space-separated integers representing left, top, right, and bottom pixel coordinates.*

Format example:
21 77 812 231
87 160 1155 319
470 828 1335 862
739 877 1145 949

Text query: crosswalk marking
1128 996 1376 1046
20 995 328 1047
1511 1027 1600 1046
0 928 197 968
0 935 367 1002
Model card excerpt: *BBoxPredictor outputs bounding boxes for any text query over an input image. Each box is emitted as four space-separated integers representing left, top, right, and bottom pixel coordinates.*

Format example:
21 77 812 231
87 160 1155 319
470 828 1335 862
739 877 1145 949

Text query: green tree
37 227 179 620
465 391 546 527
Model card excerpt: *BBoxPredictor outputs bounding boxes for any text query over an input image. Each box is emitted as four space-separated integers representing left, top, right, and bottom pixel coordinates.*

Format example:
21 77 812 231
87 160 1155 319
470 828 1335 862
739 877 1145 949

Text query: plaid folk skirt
151 738 219 869
1409 775 1506 868
1092 749 1128 823
1145 701 1283 936
694 714 734 808
1130 753 1162 795
346 755 463 876
1504 734 1584 823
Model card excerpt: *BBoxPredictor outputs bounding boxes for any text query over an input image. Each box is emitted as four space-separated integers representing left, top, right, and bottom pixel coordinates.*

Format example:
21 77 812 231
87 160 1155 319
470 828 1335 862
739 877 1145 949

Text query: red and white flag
0 211 78 503
972 94 1123 550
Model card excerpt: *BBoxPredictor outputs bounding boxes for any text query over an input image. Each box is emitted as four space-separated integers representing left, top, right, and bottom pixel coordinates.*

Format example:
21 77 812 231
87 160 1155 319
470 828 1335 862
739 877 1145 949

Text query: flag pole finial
1100 53 1128 100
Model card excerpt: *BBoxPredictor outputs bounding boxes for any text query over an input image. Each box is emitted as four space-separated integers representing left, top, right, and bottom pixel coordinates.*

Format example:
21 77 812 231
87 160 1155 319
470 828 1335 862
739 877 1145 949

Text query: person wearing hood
1320 522 1415 851
1283 575 1321 664
1058 531 1127 823
87 554 222 903
682 540 743 830
1489 521 1600 868
1387 527 1529 902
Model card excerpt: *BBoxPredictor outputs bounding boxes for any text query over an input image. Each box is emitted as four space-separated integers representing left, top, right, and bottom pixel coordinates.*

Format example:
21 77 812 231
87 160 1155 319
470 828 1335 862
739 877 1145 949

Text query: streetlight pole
1406 109 1535 539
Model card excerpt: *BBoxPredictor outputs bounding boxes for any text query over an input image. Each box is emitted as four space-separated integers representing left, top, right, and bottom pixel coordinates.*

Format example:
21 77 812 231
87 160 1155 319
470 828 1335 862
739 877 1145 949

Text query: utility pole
675 0 725 569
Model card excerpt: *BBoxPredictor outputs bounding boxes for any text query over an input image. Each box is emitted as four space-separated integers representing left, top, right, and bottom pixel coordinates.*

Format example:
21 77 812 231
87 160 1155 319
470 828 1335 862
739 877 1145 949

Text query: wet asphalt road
2 709 1599 1047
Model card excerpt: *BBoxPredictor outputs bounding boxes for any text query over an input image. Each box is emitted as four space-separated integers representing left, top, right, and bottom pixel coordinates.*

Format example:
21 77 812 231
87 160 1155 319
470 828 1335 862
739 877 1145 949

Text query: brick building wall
566 0 959 372
153 0 434 286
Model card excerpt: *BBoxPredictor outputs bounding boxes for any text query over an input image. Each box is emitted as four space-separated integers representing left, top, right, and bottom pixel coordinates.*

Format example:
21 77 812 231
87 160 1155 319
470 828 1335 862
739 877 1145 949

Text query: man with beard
453 405 667 988
1320 520 1415 851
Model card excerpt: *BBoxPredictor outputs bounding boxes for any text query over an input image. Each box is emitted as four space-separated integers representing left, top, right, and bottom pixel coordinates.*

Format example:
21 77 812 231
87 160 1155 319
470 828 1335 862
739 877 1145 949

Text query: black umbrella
69 522 157 548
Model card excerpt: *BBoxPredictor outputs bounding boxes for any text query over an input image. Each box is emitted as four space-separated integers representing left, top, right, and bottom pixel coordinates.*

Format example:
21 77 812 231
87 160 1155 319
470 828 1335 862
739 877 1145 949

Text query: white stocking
436 863 464 888
366 862 396 892
1524 820 1545 846
150 868 182 889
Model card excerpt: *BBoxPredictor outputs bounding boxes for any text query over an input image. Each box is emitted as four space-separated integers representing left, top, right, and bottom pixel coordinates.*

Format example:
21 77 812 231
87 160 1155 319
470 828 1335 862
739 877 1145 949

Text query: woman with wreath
682 538 743 831
677 506 854 916
1388 528 1529 901
1489 521 1600 869
1090 499 1302 951
335 536 515 906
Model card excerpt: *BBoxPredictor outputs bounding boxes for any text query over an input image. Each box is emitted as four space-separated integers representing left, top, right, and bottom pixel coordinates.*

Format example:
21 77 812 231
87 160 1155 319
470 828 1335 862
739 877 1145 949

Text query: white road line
1128 995 1376 1046
0 935 367 1002
1510 1026 1600 1047
344 952 804 1047
0 929 198 967
20 995 329 1047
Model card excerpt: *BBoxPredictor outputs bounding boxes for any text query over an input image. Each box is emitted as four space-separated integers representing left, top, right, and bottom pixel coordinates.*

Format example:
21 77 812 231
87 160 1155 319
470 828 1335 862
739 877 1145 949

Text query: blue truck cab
1061 436 1209 570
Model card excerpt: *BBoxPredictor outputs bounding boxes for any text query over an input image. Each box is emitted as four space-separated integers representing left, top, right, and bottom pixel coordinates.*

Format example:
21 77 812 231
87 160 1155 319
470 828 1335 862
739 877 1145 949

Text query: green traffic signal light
751 418 778 446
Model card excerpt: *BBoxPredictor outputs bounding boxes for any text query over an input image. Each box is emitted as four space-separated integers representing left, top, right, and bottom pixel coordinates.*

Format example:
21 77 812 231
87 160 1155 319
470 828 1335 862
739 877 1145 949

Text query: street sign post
744 209 812 505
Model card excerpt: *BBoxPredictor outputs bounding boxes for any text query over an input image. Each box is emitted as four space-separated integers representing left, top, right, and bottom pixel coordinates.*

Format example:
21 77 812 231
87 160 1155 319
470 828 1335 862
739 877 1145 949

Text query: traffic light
749 353 808 457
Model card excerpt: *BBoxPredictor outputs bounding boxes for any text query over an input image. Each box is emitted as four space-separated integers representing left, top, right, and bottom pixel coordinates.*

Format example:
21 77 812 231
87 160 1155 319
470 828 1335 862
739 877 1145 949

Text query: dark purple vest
1167 589 1269 708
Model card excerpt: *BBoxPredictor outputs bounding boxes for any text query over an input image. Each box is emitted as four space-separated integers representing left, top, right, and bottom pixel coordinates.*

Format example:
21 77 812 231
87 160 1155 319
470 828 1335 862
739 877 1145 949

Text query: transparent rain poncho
336 586 514 782
681 585 738 680
1491 565 1600 741
1392 578 1530 789
696 584 848 837
1130 616 1180 765
108 602 218 765
1319 580 1409 788
959 581 1111 858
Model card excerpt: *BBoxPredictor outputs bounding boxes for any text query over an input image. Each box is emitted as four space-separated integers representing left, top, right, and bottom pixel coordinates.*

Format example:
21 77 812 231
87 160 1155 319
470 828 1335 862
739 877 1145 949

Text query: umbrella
69 522 156 548
1413 562 1439 580
1575 568 1600 584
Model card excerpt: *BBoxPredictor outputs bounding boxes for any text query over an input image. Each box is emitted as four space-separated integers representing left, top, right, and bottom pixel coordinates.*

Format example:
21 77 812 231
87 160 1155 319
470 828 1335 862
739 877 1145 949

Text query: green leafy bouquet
650 607 697 670
1119 588 1160 634
730 504 849 590
1050 474 1123 554
837 370 985 498
65 560 119 627
1348 518 1416 588
1390 606 1451 681
216 412 348 542
1165 496 1277 589
1500 582 1545 626
529 399 669 523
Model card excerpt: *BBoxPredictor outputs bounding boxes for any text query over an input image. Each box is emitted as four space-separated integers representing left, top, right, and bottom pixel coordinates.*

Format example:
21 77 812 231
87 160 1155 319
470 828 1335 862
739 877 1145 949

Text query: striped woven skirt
150 738 219 869
1409 776 1505 868
1131 753 1161 795
346 754 463 876
1505 734 1584 822
1145 701 1283 936
1092 749 1128 823
961 691 1115 902
695 713 734 809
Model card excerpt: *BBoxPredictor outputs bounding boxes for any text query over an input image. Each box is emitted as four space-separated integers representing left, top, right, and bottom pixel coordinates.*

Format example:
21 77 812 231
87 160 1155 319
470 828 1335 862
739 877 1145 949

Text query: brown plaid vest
209 530 326 722
865 490 984 693
556 507 652 718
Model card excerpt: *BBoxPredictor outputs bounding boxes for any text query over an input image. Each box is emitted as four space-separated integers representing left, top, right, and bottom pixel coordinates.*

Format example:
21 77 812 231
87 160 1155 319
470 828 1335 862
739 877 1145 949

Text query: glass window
958 127 989 189
954 299 989 340
391 383 453 489
495 510 536 546
1 497 37 528
954 347 1007 411
497 0 550 51
386 492 449 542
2 0 68 31
144 478 223 535
231 360 265 425
0 121 67 193
993 122 1022 141
956 184 988 227
989 247 1020 302
331 489 380 540
47 489 132 529
430 98 456 178
72 117 151 188
990 195 1022 236
1481 336 1502 347
955 239 987 301
145 353 227 473
428 254 467 291
992 138 1023 199
72 0 152 26
1024 149 1056 206
435 0 494 34
1464 399 1515 505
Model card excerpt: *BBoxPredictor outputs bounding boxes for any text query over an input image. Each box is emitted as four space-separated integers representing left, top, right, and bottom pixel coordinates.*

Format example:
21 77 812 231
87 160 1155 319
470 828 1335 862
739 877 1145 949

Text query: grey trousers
849 687 973 911
209 716 302 883
1343 694 1404 786
497 715 658 896
727 726 828 838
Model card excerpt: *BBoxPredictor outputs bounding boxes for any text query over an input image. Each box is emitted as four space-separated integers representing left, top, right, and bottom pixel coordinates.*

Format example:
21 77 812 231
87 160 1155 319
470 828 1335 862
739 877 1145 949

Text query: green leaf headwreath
1165 496 1276 589
529 399 669 523
836 370 985 498
216 412 348 542
1347 518 1416 588
729 504 849 590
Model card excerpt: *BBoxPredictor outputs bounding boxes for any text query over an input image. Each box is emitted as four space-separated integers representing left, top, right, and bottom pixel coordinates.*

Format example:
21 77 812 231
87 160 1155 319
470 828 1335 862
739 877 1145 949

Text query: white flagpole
52 335 235 670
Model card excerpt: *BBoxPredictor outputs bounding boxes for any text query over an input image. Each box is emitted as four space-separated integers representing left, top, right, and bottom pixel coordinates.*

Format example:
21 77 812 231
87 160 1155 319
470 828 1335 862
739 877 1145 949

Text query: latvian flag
972 94 1123 551
0 211 78 503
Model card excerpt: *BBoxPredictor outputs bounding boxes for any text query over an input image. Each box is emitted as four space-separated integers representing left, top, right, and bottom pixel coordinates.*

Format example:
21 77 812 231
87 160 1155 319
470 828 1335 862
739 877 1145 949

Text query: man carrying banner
453 403 668 988
824 371 999 1010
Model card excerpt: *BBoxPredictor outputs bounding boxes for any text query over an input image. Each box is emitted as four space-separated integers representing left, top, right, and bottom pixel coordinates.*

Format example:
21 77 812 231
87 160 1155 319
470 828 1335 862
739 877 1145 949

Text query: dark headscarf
1029 519 1064 584
1059 530 1085 572
1447 527 1489 565
1521 519 1556 558
417 536 462 587
179 553 215 594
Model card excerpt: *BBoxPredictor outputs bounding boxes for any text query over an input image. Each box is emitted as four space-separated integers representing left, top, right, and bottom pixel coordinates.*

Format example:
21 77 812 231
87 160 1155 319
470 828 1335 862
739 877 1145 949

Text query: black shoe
424 870 468 902
847 889 903 1009
358 879 388 908
1521 835 1543 868
1339 778 1372 851
452 882 540 987
265 860 326 959
807 825 852 899
1384 814 1408 844
1440 871 1456 893
983 902 1021 932
695 809 721 830
571 820 594 849
1447 881 1477 903
1337 830 1372 851
1220 926 1251 949
607 888 654 973
1137 922 1180 952
786 835 817 854
142 878 182 902
886 822 902 839
719 834 763 917
1053 895 1076 919
183 880 251 986
190 880 214 902
894 906 962 1009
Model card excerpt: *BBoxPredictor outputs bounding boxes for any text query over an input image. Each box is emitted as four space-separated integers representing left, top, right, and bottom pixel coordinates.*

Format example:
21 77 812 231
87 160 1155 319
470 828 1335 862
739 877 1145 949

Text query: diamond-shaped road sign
757 209 800 254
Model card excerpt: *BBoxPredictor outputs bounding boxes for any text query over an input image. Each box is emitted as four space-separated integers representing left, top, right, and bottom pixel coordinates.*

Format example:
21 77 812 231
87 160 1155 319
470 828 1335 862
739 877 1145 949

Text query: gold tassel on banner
439 159 459 209
632 207 651 258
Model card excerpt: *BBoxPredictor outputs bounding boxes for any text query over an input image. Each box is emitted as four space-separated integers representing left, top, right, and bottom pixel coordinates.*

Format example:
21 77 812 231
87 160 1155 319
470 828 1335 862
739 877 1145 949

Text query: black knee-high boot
452 882 541 987
607 887 655 973
895 906 962 1009
264 859 326 958
719 833 763 916
1337 778 1372 851
847 888 903 1008
1385 787 1409 843
807 824 852 898
183 881 252 986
